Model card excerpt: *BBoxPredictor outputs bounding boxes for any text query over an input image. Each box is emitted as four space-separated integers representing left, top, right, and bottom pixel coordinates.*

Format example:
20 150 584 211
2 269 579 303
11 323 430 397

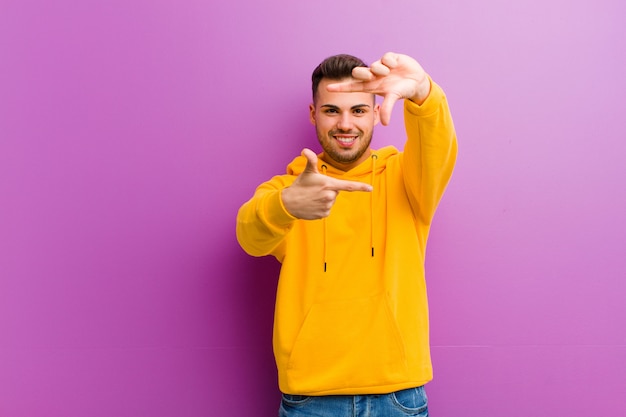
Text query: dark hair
311 54 367 99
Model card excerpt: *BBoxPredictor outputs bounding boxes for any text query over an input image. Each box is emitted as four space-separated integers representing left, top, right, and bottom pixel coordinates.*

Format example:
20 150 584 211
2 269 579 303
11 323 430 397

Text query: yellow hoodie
236 81 457 396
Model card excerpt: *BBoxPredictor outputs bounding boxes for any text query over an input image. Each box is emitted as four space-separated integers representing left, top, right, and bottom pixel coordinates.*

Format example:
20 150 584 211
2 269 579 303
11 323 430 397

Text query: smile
334 135 358 145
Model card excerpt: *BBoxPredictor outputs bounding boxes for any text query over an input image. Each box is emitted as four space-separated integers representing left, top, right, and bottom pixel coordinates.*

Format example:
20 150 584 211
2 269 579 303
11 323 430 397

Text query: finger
326 80 366 93
326 177 373 192
351 66 375 81
301 148 319 174
380 52 400 69
379 93 401 126
369 60 390 76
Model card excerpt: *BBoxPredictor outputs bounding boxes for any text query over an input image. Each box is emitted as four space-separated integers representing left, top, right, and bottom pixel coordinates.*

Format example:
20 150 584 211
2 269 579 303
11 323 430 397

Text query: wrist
409 77 432 105
278 187 298 220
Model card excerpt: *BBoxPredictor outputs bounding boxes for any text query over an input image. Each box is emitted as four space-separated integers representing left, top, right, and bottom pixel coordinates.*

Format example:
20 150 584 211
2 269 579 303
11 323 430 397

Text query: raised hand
326 52 431 126
281 149 373 220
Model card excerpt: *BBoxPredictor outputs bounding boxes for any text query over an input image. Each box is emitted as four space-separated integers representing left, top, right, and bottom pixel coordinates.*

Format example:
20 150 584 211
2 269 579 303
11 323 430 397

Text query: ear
309 103 316 125
373 103 381 126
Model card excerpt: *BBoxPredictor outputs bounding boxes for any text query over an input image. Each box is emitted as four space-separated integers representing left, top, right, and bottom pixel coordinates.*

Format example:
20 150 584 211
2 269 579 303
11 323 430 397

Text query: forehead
314 78 375 108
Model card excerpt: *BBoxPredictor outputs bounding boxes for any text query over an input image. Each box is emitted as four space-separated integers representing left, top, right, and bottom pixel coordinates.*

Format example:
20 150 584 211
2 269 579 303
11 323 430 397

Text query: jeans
279 386 428 417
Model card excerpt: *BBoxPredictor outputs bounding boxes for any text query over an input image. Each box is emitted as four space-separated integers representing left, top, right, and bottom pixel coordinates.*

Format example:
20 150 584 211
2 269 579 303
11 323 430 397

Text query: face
310 78 380 171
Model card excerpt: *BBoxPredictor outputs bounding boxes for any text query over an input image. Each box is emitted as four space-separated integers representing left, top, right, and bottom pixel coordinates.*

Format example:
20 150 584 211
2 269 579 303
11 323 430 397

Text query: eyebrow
320 104 371 110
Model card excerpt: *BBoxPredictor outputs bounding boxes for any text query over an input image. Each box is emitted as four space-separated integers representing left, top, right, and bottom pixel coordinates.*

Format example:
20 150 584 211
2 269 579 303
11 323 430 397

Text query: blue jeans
279 386 428 417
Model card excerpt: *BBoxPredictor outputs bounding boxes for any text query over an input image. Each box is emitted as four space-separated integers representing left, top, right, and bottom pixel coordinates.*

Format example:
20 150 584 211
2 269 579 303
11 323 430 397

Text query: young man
236 52 457 416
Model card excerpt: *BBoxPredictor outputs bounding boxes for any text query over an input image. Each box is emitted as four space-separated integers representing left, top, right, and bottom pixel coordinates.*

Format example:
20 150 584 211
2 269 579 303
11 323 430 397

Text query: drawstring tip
324 262 327 272
371 247 375 257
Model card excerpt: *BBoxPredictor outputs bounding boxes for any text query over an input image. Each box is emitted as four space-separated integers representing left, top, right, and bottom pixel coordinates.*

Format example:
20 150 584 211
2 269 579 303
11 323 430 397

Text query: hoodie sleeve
236 176 297 258
400 79 458 225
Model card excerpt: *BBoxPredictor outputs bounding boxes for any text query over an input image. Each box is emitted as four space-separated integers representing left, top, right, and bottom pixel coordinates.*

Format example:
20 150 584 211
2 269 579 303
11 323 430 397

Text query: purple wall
1 1 624 416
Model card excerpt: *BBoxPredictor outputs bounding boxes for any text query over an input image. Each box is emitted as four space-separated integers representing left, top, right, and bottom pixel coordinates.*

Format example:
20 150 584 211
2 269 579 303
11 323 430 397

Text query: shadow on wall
222 241 282 401
233 252 280 347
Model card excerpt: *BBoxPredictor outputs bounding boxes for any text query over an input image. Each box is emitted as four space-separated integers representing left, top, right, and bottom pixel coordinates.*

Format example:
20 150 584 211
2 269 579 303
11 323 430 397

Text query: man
236 52 457 417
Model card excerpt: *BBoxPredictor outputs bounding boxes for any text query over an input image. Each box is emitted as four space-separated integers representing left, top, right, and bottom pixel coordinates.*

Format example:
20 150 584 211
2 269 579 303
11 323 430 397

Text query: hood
286 146 398 178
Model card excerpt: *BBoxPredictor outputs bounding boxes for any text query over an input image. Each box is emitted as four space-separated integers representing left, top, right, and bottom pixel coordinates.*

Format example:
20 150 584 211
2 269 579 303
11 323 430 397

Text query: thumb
379 93 401 126
301 148 320 174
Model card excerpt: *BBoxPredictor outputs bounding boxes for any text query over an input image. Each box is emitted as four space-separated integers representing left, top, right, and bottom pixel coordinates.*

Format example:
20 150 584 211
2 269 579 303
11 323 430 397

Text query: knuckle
323 191 338 201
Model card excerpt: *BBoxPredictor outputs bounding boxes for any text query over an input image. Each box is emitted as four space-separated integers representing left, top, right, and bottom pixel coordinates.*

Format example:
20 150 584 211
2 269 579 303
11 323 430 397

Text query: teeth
336 137 356 143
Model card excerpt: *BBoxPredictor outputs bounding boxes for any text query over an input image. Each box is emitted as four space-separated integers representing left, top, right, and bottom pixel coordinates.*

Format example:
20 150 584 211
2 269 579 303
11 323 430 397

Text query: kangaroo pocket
286 293 409 392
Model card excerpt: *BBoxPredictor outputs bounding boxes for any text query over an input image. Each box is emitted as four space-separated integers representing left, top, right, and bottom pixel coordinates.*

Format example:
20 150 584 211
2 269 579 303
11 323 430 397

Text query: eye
324 108 338 114
353 108 367 115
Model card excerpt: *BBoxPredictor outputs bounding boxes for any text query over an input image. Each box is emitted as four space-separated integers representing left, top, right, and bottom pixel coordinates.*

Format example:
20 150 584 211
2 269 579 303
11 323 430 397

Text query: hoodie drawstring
370 154 377 258
321 164 328 272
321 156 376 272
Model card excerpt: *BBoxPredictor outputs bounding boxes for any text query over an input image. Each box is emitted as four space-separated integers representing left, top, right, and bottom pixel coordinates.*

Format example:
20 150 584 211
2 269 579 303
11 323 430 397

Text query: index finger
326 177 373 192
326 79 366 93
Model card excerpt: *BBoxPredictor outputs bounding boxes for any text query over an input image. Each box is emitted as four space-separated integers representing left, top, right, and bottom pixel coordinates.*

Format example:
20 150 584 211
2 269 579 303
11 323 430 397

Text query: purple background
1 0 625 416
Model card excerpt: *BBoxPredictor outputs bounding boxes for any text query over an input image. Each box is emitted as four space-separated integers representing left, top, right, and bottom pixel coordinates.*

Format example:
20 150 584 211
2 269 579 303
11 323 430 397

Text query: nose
337 112 354 131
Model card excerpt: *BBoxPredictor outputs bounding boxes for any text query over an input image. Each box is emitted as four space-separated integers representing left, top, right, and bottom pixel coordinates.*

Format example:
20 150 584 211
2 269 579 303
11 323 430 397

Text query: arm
401 81 458 224
236 176 296 258
236 149 373 257
327 52 457 223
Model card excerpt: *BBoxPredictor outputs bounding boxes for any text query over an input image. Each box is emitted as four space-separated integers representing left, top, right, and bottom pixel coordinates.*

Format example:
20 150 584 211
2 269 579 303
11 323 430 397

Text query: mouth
333 134 358 147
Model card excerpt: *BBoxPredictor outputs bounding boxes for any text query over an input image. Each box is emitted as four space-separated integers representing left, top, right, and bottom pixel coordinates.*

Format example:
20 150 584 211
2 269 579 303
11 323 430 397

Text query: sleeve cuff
404 78 446 117
269 188 297 227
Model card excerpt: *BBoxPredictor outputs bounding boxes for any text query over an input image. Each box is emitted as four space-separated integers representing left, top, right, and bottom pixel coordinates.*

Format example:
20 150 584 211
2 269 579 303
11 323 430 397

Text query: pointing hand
281 149 373 220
